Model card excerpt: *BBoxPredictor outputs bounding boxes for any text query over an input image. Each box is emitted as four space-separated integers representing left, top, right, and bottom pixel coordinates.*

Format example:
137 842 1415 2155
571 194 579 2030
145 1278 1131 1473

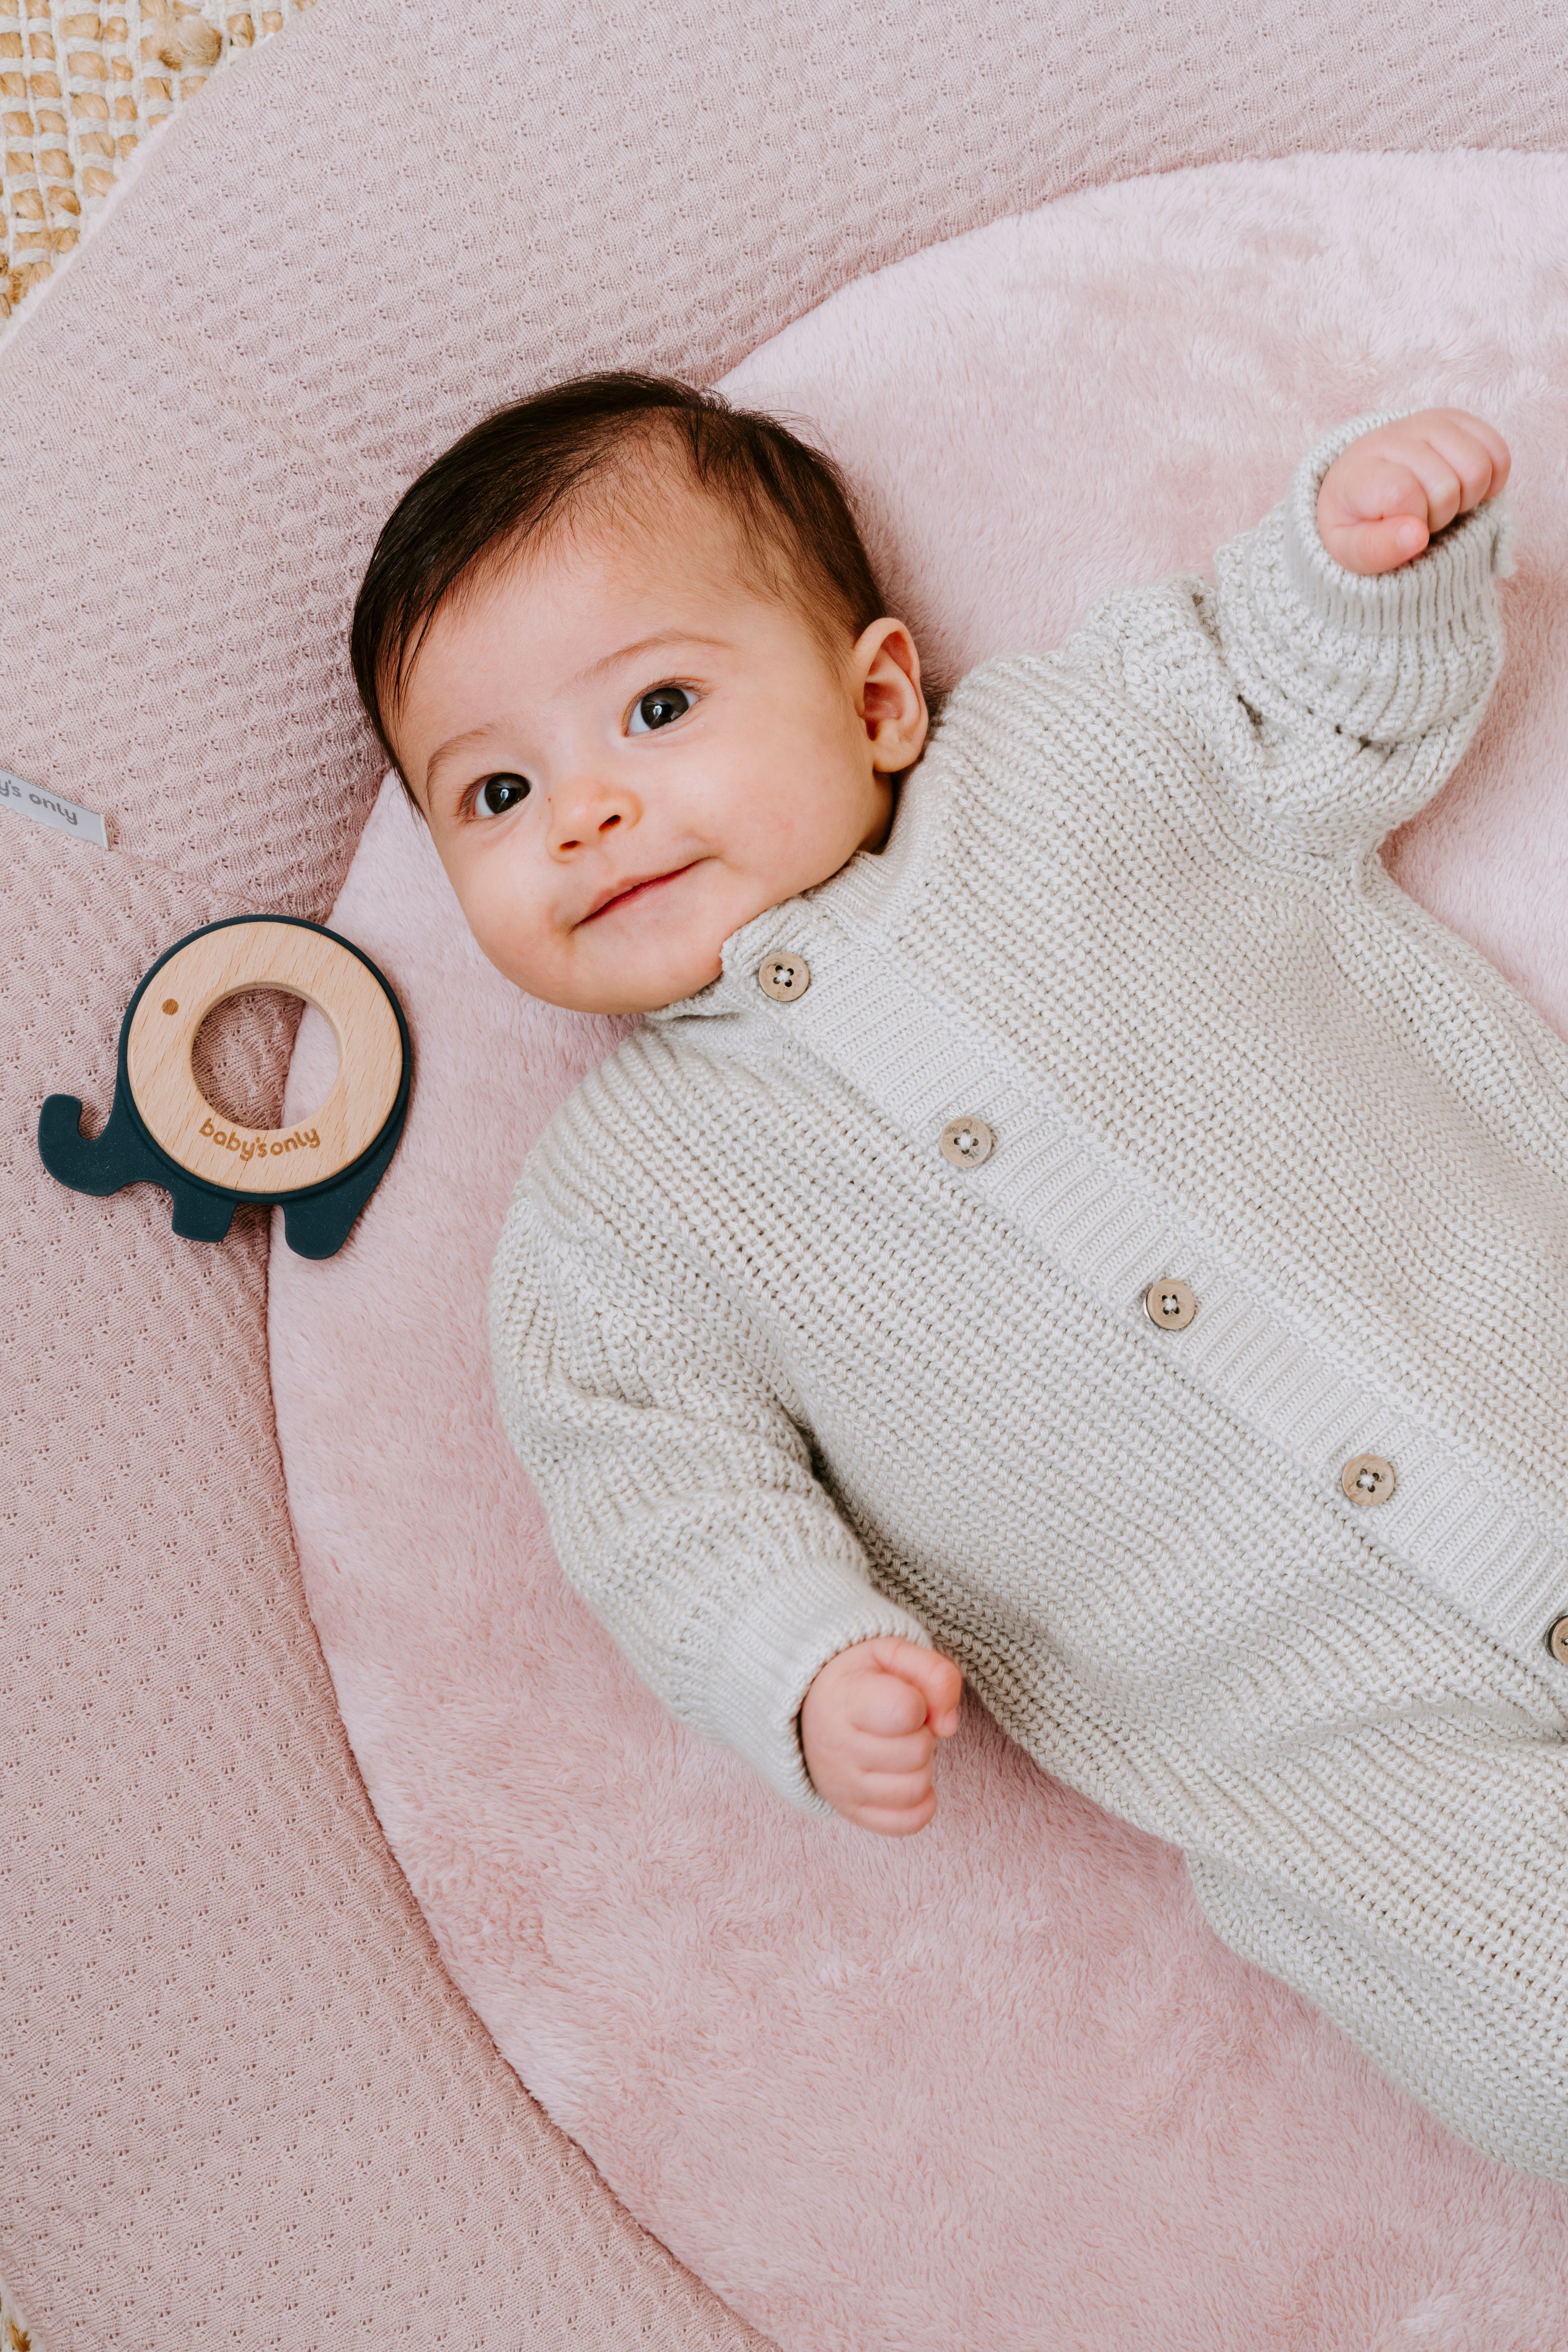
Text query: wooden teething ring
125 918 405 1195
39 915 410 1258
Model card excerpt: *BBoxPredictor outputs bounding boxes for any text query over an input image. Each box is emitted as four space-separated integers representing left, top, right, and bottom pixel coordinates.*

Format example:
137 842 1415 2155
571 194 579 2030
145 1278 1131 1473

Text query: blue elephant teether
39 915 411 1260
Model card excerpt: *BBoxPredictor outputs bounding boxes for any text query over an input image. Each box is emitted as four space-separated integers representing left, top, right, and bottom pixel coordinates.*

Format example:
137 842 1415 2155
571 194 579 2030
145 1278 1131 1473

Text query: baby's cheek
458 864 558 996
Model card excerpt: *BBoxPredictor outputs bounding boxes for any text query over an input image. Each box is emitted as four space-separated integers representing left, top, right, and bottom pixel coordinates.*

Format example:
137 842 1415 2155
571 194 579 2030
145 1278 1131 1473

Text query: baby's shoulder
941 575 1220 719
519 1019 690 1178
497 1031 693 1296
931 565 1244 805
918 650 1091 783
496 1011 839 1340
513 1013 797 1226
924 580 1208 770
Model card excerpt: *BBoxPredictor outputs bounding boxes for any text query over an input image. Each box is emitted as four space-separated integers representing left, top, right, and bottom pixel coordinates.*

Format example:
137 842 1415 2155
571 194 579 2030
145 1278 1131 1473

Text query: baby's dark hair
350 371 889 774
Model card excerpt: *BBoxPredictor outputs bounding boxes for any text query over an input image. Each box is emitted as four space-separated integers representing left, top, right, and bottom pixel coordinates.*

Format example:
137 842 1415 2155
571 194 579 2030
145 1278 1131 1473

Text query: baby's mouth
579 861 700 925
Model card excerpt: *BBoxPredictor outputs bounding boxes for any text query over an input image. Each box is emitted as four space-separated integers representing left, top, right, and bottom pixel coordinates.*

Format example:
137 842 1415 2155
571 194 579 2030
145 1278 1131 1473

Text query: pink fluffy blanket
270 153 1568 2348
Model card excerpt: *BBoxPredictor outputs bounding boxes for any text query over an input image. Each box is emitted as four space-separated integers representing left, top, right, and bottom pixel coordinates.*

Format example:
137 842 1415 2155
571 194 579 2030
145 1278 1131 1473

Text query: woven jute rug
1 0 309 324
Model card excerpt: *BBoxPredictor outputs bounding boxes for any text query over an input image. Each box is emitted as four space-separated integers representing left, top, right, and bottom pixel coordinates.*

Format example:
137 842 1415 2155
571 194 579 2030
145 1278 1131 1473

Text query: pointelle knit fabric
491 417 1568 2180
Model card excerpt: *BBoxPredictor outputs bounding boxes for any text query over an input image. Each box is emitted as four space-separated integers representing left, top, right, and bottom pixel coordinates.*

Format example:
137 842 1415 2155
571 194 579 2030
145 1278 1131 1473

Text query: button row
758 951 1568 1647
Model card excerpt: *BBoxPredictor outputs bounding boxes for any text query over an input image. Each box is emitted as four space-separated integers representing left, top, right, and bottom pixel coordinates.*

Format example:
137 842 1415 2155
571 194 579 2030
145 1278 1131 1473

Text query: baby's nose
553 810 621 853
548 782 637 857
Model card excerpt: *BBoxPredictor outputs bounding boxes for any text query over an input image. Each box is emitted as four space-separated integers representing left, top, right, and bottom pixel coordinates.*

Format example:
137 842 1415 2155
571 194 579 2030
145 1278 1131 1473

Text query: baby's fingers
856 1724 937 1778
874 1638 964 1738
1328 510 1431 577
852 1790 939 1838
843 1761 940 1836
849 1662 928 1738
1319 410 1511 575
1417 410 1510 516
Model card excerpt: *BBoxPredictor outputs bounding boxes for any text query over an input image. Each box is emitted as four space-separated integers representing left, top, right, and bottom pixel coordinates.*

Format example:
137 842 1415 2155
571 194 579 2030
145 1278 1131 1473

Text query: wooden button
757 950 810 1002
939 1116 995 1169
1144 1277 1196 1330
1547 1617 1568 1666
1341 1454 1397 1506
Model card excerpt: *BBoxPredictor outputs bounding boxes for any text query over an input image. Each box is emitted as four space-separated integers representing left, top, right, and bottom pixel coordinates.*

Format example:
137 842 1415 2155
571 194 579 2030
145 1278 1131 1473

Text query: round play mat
272 150 1568 2352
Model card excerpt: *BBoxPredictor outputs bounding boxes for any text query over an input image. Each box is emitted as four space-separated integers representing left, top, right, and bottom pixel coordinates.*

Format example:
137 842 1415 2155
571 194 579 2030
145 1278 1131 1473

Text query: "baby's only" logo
200 1115 320 1165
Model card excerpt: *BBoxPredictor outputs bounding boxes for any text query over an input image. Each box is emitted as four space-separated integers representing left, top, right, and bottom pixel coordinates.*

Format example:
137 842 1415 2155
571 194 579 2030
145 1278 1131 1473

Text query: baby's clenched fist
800 1636 964 1835
1317 408 1510 577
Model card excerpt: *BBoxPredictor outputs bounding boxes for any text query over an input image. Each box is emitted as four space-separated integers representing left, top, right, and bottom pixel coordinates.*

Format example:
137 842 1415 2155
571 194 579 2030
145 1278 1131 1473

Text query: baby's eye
473 773 531 818
627 685 695 735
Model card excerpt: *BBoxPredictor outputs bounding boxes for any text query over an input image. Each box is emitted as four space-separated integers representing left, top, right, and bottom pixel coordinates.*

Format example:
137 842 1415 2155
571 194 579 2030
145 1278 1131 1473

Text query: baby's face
395 475 927 1014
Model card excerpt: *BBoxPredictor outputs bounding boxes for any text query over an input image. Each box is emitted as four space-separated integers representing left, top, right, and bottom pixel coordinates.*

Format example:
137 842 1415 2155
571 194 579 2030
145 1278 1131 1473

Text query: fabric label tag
1 768 109 847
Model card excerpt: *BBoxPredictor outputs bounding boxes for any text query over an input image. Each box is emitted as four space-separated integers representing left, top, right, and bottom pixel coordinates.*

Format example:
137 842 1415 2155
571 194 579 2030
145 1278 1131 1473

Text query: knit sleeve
1200 411 1514 851
488 1172 933 1817
1071 413 1514 858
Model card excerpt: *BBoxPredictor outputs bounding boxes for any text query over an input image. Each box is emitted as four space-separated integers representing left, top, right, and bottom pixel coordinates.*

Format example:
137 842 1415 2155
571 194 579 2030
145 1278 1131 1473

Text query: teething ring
126 918 402 1194
39 914 411 1259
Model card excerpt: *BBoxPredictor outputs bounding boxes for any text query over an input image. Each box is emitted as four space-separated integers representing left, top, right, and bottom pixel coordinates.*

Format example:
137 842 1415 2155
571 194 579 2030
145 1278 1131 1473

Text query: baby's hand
800 1637 963 1835
1316 408 1511 577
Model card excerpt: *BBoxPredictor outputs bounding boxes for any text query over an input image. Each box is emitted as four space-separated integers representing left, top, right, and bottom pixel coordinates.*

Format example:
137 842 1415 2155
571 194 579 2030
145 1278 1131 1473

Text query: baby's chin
596 946 729 1016
502 936 729 1018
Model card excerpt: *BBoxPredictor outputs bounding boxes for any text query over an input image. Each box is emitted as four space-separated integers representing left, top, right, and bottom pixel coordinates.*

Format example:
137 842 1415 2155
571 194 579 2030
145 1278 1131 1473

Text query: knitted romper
491 418 1568 2179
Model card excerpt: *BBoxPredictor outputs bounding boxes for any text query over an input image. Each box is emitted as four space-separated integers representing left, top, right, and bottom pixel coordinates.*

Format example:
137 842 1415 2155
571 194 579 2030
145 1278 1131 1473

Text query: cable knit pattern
490 427 1568 2179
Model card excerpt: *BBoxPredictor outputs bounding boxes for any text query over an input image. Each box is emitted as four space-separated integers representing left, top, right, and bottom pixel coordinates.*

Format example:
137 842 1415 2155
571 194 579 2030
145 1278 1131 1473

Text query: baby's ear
856 618 927 769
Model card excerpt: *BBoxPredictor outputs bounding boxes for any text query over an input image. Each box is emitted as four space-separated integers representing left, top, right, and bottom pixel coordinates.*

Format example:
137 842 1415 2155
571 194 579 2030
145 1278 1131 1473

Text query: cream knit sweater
491 420 1568 2180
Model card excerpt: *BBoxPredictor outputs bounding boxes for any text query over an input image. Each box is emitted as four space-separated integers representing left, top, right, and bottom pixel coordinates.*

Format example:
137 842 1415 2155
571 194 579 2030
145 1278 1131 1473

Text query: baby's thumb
1328 512 1429 577
886 1640 964 1738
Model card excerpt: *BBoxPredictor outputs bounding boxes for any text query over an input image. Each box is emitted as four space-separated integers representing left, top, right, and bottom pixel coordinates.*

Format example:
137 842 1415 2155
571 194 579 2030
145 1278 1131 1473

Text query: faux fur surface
270 154 1568 2349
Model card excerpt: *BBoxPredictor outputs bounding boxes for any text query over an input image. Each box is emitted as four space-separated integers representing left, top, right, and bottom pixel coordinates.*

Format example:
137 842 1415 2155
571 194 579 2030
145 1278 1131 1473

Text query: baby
351 375 1568 2181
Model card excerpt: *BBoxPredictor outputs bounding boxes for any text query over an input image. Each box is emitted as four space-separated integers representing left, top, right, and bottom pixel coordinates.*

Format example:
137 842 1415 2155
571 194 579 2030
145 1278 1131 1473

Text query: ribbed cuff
1284 409 1514 641
706 1561 931 1816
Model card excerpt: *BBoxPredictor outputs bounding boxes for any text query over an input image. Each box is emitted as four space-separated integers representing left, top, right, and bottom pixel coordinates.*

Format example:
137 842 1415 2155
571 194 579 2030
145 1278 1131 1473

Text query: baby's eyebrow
574 629 731 684
423 723 505 798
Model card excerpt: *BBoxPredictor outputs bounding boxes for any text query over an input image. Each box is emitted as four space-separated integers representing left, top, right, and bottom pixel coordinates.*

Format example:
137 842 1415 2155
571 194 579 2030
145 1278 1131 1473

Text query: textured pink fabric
273 153 1568 2352
6 0 1568 2340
